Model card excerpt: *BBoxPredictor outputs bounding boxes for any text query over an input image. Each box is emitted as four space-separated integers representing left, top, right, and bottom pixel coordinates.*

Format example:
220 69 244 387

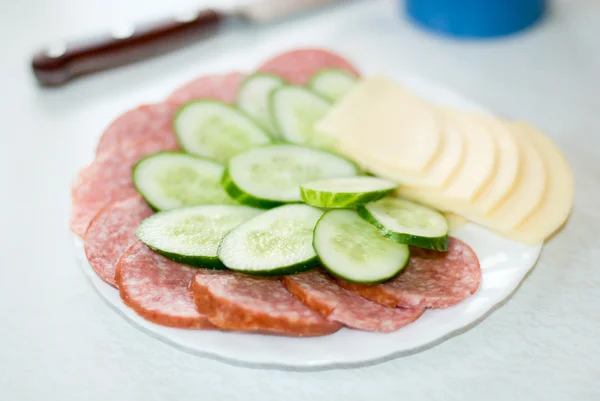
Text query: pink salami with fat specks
166 72 246 106
95 103 180 157
337 238 481 309
258 48 359 85
191 270 340 336
116 241 215 329
71 122 178 239
84 196 153 287
284 270 425 332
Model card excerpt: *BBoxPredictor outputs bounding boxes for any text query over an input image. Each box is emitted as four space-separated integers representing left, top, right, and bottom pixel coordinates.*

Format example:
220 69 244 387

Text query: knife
31 0 343 87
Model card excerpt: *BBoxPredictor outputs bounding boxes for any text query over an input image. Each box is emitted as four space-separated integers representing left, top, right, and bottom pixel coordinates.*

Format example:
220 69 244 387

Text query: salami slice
337 238 481 309
96 103 180 157
257 48 360 85
71 131 177 238
115 241 214 329
84 196 153 287
284 270 425 332
166 72 246 106
191 270 340 336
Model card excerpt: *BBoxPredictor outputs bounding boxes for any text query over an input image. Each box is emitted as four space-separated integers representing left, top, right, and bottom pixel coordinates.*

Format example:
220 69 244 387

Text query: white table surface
1 0 599 399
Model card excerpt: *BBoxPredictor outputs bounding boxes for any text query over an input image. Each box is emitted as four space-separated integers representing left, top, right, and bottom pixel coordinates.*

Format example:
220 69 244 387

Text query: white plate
74 72 542 369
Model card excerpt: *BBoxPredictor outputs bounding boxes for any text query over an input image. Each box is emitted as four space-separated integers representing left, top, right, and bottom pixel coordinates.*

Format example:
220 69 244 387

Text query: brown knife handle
32 9 224 87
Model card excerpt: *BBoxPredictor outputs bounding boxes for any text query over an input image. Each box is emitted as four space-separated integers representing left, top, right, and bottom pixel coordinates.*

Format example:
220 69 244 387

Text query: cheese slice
480 122 547 231
397 109 497 204
336 106 464 188
317 76 442 173
445 212 468 233
469 114 520 215
509 122 574 245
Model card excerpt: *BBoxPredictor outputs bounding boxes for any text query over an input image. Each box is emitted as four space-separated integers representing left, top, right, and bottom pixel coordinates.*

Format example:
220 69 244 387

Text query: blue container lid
405 0 547 38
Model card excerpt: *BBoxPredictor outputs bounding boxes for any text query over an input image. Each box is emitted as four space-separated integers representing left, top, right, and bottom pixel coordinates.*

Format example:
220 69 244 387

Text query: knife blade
31 0 344 87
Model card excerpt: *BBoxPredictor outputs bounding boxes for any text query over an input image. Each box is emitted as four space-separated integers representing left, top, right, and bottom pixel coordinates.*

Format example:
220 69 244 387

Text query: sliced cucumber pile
237 73 285 135
300 176 397 208
218 204 323 275
174 100 271 164
308 69 358 102
133 152 235 210
357 197 449 251
222 144 359 208
137 205 263 268
314 209 410 283
270 86 333 148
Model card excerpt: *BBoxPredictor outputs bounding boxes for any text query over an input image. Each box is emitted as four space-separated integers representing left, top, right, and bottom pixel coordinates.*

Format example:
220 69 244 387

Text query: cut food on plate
236 72 285 135
84 196 153 287
70 47 569 348
318 76 443 174
95 103 180 157
508 122 574 245
136 205 262 268
313 209 410 284
284 270 425 333
191 270 341 336
337 237 481 309
307 68 358 102
166 72 246 106
258 48 359 85
71 153 139 238
222 144 359 208
357 197 449 251
218 204 324 275
468 114 520 213
269 85 333 148
300 176 397 208
338 106 466 189
116 241 215 329
133 152 235 210
174 100 271 163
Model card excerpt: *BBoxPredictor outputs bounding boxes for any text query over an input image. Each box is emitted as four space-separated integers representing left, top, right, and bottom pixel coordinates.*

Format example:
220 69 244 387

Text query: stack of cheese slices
317 76 574 245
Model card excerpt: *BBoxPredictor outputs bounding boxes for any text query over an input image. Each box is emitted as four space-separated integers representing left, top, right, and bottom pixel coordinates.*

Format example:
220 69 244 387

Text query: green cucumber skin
312 211 410 285
300 187 394 209
221 256 320 277
356 207 449 251
132 151 233 211
220 167 283 209
145 244 226 270
237 72 286 138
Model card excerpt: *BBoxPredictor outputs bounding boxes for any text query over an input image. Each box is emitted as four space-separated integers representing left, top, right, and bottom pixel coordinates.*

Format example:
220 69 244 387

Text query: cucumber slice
218 204 323 275
314 209 410 284
237 73 285 135
222 144 360 208
357 197 449 251
174 100 271 164
269 86 333 148
133 152 235 211
136 205 262 268
308 68 358 102
300 176 397 208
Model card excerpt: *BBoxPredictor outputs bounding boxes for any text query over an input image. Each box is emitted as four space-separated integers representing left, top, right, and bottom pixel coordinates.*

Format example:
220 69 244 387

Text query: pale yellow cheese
440 110 498 201
396 109 497 204
509 122 574 245
398 120 548 234
481 122 547 232
316 76 442 174
470 114 520 214
444 212 468 234
336 106 464 188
